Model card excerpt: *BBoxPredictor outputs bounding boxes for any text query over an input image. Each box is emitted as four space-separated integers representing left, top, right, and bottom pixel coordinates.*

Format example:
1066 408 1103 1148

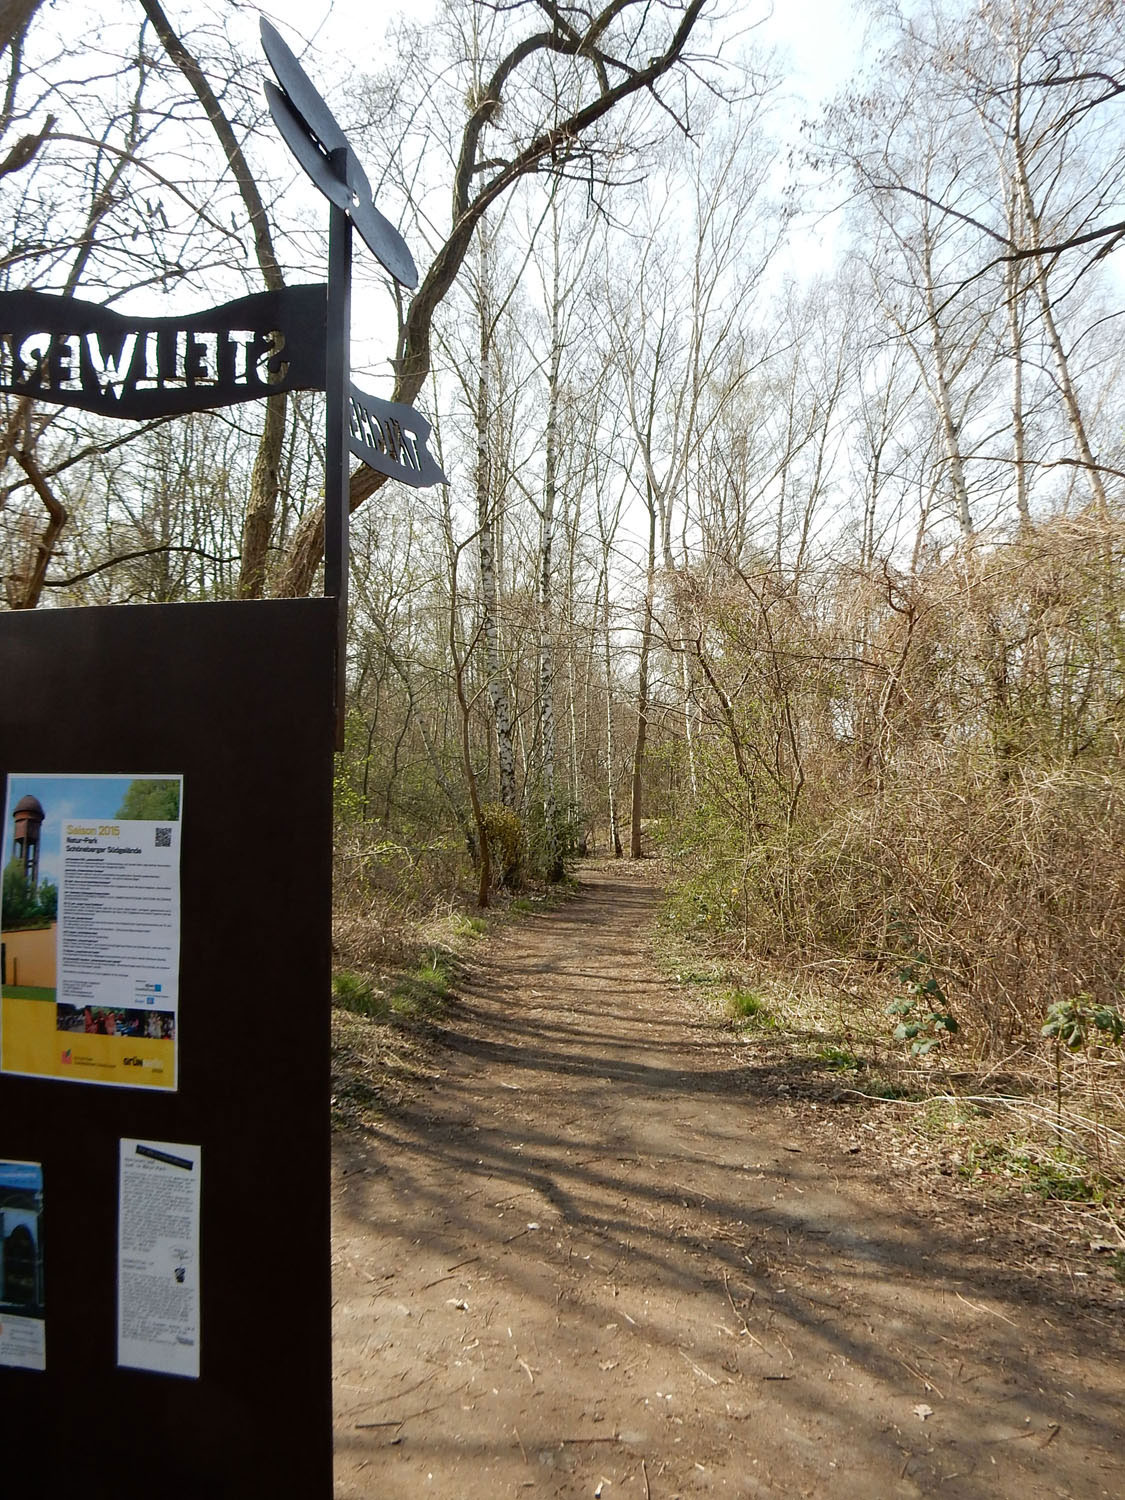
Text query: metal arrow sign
349 384 446 489
260 19 417 288
261 19 446 748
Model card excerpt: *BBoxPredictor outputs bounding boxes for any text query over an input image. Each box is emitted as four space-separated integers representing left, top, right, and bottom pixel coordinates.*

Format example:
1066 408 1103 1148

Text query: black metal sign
260 20 417 289
0 285 326 417
259 16 445 750
0 21 450 1500
0 598 336 1500
0 23 455 1500
349 383 446 488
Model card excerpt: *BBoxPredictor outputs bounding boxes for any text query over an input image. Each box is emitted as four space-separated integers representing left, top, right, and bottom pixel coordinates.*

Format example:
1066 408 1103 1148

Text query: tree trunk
475 233 518 807
921 240 974 540
630 491 657 859
442 486 491 906
602 564 623 857
1003 183 1031 529
238 394 287 597
538 226 563 881
140 0 288 600
1010 70 1108 519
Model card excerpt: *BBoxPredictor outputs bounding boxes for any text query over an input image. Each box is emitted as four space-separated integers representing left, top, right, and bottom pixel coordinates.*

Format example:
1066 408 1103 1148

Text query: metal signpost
260 17 445 744
0 23 442 1496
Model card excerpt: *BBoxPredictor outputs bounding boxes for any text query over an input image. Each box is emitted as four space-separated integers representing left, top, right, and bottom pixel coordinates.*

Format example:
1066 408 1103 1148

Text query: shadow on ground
331 865 1125 1500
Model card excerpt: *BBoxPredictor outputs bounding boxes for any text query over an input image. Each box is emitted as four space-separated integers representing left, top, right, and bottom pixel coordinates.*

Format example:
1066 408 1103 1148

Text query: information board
0 599 335 1498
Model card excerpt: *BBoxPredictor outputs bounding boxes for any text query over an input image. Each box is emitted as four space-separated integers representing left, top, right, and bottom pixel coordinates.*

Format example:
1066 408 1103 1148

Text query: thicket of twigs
666 511 1125 1059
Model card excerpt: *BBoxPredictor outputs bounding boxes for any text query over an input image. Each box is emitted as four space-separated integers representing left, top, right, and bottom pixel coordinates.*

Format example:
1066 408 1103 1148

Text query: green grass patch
331 970 390 1019
959 1141 1108 1203
1 985 55 1002
390 951 454 1016
725 989 776 1028
815 1044 863 1072
676 966 724 987
863 1074 918 1101
333 948 457 1022
912 1097 981 1134
453 913 489 937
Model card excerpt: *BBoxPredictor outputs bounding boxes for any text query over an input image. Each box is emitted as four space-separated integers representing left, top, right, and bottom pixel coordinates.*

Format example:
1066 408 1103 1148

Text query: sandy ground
331 861 1124 1499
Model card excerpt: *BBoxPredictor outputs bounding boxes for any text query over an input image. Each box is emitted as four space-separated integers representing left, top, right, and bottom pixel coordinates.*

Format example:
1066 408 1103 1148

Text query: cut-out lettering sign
0 285 327 417
348 383 447 489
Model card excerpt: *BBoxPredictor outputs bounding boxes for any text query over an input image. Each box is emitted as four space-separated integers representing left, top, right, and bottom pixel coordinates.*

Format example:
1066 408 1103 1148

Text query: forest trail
331 862 1123 1500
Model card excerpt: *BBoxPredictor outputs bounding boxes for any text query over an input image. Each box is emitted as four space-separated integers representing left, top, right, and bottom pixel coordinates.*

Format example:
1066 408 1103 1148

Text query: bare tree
275 0 709 598
603 100 778 830
1 3 292 605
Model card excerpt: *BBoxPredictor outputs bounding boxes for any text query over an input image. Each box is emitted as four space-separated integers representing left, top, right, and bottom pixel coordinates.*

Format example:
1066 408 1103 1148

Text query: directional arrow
348 383 447 489
260 18 417 289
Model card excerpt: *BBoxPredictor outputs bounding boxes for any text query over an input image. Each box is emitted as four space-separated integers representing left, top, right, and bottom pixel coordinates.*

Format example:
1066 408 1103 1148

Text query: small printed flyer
117 1139 201 1379
0 773 182 1090
0 1158 46 1371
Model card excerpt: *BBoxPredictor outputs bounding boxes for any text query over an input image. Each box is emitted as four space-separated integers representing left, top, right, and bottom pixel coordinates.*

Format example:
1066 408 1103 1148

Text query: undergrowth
656 891 1125 1239
957 1140 1121 1208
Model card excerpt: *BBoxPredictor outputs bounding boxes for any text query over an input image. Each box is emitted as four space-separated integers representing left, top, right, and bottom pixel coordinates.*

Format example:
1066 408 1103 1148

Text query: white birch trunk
538 224 563 880
475 232 517 807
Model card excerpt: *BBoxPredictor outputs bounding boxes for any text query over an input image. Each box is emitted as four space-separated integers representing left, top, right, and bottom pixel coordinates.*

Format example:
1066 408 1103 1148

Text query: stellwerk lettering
348 384 446 489
0 285 327 418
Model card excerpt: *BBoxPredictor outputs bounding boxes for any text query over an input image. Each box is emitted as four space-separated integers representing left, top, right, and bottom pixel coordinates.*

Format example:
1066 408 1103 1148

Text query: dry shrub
480 802 525 887
332 829 469 972
672 511 1125 1052
766 762 1125 1044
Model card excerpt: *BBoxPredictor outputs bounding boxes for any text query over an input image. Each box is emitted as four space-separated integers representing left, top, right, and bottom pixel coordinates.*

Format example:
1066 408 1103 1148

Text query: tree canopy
115 779 181 821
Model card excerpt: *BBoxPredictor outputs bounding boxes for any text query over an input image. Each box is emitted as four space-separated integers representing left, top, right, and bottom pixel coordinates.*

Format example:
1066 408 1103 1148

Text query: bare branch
42 544 235 590
0 0 43 58
139 0 283 291
276 0 708 597
0 110 51 178
8 444 67 609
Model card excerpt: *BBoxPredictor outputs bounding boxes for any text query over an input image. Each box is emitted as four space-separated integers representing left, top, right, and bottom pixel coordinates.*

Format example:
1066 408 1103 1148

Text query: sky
753 0 866 109
253 0 868 372
260 0 865 107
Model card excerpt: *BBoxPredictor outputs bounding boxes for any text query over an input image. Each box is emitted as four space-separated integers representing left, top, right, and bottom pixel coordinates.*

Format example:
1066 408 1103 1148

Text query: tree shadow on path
332 865 1125 1500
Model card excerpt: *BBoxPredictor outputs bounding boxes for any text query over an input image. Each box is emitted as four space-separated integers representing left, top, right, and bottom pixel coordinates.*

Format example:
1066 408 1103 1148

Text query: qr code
154 826 172 848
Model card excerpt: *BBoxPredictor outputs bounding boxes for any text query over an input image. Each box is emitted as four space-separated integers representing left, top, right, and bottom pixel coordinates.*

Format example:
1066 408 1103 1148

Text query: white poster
0 1158 46 1371
1 774 182 1089
117 1139 201 1379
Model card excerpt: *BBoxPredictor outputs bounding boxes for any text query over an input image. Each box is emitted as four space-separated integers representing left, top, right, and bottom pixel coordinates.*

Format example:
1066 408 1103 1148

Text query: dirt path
331 863 1123 1499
